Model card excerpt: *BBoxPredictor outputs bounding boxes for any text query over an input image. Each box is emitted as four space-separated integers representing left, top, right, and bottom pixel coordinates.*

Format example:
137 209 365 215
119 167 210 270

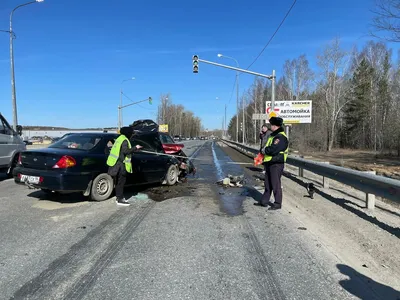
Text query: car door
132 137 169 183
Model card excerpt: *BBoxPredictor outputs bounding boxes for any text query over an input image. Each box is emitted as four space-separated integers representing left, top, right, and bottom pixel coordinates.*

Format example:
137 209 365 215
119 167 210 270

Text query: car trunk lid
20 148 78 170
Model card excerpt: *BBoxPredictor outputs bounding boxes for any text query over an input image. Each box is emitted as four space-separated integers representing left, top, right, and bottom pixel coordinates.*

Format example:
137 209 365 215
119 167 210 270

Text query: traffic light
149 97 152 105
193 55 199 73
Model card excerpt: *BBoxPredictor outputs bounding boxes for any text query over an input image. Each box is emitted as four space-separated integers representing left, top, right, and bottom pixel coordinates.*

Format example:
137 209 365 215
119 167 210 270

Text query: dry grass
297 149 400 180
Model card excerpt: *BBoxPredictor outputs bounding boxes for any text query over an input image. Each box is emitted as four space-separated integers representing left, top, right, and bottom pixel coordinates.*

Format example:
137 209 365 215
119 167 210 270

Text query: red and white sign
266 107 280 114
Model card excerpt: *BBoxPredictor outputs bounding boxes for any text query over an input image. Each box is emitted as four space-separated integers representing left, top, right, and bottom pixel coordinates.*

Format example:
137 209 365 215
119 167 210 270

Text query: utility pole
9 0 44 130
242 95 245 144
265 69 276 125
118 77 135 129
254 94 257 145
236 71 239 142
224 104 227 138
118 88 122 129
217 54 240 142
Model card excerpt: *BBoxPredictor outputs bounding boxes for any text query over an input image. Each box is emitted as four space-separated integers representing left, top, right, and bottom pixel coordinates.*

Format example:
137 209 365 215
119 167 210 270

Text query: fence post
322 162 330 189
298 156 304 177
364 170 376 210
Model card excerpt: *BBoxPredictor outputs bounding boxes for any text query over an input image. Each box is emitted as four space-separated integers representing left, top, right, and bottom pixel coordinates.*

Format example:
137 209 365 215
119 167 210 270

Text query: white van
0 113 26 177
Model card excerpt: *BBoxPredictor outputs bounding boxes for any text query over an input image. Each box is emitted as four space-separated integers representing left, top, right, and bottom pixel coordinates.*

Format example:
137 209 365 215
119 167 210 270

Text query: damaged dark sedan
13 120 195 201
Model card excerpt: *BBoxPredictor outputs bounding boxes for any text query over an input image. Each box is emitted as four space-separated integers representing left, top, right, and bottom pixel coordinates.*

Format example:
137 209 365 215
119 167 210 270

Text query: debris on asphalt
362 264 368 268
133 193 149 200
217 174 245 188
298 227 307 230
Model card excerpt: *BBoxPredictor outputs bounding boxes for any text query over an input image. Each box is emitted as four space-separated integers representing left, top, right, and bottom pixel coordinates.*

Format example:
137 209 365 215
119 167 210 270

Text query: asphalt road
0 140 398 300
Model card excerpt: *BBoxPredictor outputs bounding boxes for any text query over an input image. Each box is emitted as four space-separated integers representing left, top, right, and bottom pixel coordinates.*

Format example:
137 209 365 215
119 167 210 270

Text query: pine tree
345 58 374 148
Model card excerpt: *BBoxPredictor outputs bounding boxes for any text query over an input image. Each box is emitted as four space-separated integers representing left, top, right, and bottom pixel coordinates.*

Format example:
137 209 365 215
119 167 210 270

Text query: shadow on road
0 174 10 182
284 172 400 239
246 166 263 172
329 187 400 218
337 264 400 300
24 179 199 204
27 190 88 203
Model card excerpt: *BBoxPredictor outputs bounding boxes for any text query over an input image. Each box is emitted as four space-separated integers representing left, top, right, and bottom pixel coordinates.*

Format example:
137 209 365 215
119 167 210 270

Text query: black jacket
118 140 139 163
261 127 289 165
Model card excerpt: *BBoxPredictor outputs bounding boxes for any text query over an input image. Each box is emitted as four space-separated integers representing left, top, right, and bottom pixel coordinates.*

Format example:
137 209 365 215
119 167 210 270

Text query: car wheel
6 154 19 178
90 173 114 201
165 165 178 186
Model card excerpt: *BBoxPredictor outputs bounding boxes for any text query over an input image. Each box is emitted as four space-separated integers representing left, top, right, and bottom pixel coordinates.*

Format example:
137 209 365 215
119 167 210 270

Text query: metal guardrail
222 139 400 204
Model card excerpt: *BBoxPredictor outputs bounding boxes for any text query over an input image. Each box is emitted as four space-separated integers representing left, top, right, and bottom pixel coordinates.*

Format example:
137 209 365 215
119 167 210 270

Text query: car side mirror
16 125 23 136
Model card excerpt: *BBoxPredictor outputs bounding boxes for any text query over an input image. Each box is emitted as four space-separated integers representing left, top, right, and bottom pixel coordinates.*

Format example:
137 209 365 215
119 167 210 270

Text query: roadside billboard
265 100 312 124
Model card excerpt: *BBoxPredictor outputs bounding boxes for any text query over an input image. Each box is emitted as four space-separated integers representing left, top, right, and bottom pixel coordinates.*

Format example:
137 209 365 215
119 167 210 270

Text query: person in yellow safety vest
107 126 142 206
254 117 289 210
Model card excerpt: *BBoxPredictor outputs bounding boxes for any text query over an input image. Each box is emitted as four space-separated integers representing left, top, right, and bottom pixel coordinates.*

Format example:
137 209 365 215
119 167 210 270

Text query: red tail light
52 156 76 169
18 153 22 165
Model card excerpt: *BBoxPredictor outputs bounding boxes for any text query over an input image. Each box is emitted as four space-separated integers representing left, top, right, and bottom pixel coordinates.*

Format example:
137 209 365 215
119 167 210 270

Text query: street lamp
9 0 44 130
216 97 227 137
118 77 135 129
217 53 241 143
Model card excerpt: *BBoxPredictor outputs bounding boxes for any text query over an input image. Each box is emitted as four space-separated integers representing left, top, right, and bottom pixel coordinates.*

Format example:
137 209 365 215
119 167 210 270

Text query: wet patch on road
211 141 248 216
127 179 199 202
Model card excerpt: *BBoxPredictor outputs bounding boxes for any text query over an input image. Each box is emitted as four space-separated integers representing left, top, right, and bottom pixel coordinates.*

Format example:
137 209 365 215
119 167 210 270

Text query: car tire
6 154 19 178
90 173 114 201
165 165 178 186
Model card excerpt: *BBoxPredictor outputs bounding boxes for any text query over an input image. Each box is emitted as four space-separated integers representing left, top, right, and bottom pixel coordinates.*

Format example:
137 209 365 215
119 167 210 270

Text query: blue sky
0 0 397 129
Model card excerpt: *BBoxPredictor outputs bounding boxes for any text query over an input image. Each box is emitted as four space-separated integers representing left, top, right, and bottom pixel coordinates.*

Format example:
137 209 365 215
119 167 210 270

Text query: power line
246 0 298 69
122 92 156 111
227 76 237 106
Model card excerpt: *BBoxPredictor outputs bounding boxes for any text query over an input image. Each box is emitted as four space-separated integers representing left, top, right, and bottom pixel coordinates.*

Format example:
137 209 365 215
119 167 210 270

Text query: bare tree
317 38 351 151
283 59 296 99
295 54 314 99
371 0 400 42
157 94 202 137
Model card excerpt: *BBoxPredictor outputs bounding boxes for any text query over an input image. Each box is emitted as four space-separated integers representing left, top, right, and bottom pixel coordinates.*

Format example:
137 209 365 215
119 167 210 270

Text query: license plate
20 175 40 184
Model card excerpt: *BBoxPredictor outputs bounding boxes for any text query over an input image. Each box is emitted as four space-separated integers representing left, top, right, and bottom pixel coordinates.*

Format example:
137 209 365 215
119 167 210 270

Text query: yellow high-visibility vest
106 135 132 173
263 132 289 162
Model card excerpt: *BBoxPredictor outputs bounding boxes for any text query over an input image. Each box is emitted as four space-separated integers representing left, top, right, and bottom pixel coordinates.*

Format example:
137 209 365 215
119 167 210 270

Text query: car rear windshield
49 135 102 150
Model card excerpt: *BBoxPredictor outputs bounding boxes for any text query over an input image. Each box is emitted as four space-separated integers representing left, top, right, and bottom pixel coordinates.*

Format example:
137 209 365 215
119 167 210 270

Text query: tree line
227 39 400 155
227 0 400 155
157 93 203 137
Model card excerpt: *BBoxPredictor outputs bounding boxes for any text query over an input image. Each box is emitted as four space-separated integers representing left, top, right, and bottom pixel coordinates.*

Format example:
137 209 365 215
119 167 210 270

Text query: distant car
13 130 182 201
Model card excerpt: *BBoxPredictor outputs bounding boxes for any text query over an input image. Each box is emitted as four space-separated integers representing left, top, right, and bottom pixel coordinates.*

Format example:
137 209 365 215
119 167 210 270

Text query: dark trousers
261 163 284 206
115 166 127 200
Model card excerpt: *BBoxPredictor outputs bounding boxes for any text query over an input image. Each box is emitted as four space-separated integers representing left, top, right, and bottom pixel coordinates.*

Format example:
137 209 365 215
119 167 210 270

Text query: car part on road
90 173 114 201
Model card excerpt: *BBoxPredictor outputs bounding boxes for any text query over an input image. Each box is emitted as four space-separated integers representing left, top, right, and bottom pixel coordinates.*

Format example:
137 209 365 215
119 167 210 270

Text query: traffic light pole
195 57 276 133
118 97 152 129
197 58 274 80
